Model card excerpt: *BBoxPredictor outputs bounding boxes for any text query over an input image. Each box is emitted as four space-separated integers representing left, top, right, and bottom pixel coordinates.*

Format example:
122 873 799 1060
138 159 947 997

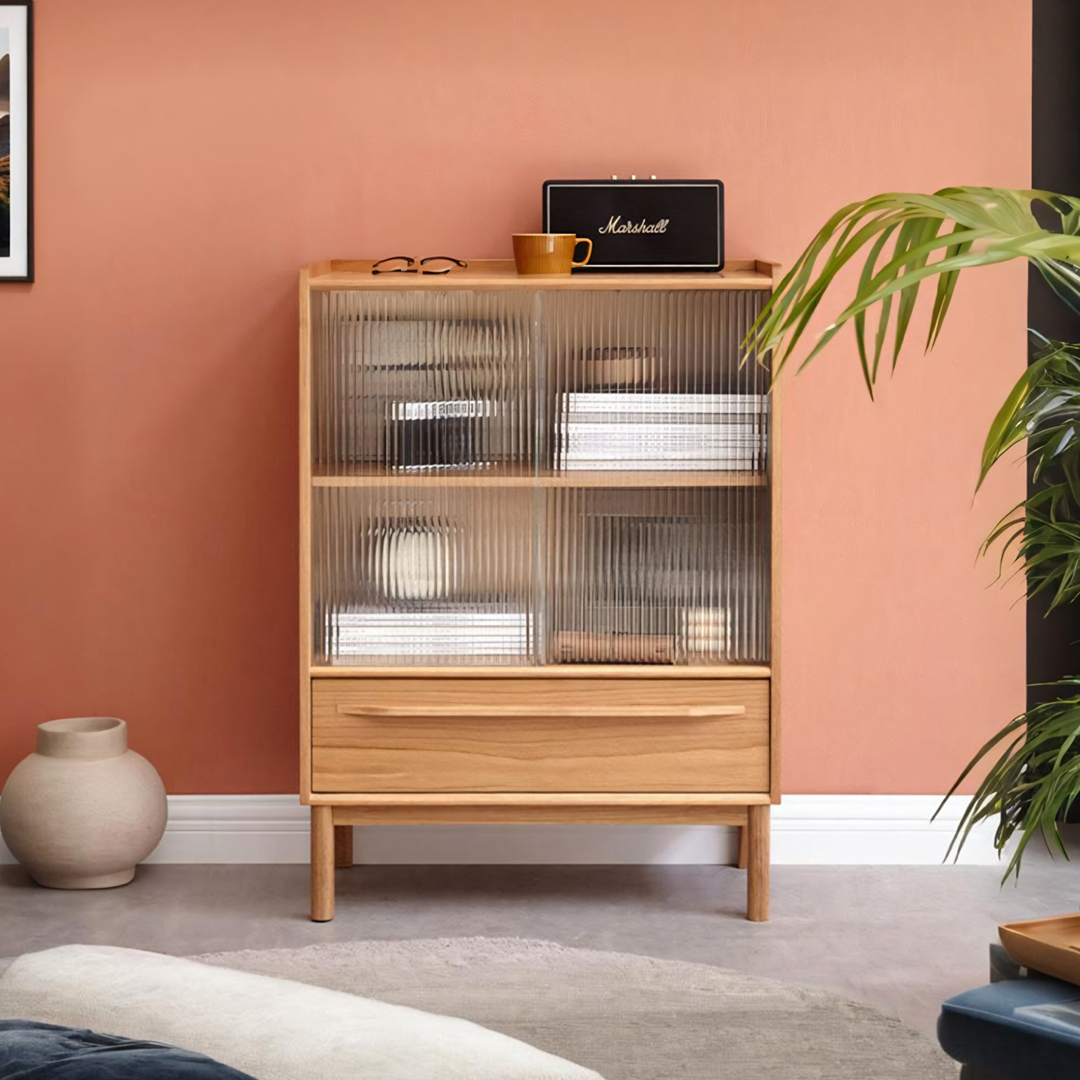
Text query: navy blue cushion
939 977 1080 1080
0 1020 258 1079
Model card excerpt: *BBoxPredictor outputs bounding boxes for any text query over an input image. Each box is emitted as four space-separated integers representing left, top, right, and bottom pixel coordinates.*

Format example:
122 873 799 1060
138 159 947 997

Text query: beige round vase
0 718 167 889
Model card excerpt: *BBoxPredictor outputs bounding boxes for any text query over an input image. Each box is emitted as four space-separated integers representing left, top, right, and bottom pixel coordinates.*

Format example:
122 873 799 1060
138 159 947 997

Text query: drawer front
311 678 769 794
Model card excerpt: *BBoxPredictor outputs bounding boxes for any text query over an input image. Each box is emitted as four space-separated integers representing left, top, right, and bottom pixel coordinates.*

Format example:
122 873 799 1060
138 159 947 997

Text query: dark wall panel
1028 0 1080 702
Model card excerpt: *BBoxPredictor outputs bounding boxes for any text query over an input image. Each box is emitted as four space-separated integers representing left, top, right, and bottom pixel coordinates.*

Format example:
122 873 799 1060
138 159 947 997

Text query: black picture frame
0 0 33 283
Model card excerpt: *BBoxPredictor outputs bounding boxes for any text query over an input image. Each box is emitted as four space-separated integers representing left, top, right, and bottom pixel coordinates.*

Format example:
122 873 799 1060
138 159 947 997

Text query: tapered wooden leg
737 824 749 869
311 805 334 922
747 804 770 922
334 825 354 869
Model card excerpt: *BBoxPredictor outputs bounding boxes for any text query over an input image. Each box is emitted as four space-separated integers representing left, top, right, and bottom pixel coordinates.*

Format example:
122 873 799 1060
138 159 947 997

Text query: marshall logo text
598 216 670 236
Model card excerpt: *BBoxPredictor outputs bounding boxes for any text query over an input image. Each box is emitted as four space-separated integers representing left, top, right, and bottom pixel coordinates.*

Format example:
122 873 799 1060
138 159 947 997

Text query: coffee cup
512 233 593 275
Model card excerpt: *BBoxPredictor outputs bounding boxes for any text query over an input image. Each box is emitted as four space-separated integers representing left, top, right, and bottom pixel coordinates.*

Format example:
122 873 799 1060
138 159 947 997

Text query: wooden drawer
311 678 769 794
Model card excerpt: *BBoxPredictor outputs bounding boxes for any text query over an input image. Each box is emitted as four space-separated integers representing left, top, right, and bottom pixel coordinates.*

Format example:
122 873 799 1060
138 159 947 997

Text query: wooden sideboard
300 259 781 921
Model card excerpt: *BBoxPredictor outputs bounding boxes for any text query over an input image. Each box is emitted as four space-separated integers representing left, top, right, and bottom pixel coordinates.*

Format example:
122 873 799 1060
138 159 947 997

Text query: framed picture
0 0 32 282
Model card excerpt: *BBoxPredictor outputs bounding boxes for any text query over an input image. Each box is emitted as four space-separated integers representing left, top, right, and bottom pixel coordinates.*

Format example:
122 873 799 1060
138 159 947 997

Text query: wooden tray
999 913 1080 984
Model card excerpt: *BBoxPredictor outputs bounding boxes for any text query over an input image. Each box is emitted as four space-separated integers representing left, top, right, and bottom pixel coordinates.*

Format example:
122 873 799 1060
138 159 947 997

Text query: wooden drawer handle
337 704 747 719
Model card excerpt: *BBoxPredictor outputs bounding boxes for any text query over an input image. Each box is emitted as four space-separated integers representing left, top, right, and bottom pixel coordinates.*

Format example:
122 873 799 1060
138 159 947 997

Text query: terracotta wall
0 0 1030 794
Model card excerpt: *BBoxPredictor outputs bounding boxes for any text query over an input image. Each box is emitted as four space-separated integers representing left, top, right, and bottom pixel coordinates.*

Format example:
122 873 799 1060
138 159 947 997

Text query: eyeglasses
371 256 468 276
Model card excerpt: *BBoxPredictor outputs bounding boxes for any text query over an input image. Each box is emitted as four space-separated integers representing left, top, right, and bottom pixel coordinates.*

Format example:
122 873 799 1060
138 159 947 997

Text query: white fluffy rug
192 937 957 1080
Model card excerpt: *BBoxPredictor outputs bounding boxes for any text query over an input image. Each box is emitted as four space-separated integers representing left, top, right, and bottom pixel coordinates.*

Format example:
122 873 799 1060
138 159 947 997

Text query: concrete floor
1 860 1077 1038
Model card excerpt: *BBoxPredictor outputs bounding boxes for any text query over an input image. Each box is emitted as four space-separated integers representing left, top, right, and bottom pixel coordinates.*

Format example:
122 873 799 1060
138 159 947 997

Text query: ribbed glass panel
308 286 770 666
545 486 769 664
543 289 769 474
313 485 537 665
313 290 536 476
541 289 769 663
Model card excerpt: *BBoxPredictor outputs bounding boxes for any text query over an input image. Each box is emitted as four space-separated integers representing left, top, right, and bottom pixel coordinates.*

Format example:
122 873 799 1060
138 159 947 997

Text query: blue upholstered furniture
939 950 1080 1080
0 1020 257 1079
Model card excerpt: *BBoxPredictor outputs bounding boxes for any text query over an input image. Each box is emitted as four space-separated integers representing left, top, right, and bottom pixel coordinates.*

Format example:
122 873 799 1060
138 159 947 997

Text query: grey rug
192 937 957 1080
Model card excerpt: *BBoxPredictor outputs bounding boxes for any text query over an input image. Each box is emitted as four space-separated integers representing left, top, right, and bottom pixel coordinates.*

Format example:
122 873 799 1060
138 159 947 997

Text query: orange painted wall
0 0 1030 794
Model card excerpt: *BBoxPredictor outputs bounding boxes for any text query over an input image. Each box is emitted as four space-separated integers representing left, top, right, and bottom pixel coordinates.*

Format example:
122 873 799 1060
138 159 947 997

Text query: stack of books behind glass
326 522 531 660
556 392 767 471
328 610 532 658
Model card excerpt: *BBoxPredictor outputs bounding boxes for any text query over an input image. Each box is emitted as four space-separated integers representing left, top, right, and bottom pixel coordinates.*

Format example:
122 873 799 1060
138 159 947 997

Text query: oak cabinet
300 260 781 921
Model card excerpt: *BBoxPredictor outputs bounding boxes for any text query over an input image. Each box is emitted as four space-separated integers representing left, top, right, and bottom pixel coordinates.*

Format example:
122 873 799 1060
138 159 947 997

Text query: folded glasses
371 256 468 275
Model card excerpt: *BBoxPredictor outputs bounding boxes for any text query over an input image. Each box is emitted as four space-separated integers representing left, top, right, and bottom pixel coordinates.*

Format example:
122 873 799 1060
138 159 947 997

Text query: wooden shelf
313 792 773 807
306 258 780 292
312 466 767 489
320 792 768 824
309 664 771 679
315 790 777 807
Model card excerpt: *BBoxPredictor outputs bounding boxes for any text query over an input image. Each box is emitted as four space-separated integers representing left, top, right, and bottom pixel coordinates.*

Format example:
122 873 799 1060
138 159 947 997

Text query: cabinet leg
334 825 354 869
747 804 770 922
311 806 335 922
736 824 749 869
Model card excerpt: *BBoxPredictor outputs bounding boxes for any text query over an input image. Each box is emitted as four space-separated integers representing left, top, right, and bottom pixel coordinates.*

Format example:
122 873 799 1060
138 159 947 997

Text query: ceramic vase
0 717 167 889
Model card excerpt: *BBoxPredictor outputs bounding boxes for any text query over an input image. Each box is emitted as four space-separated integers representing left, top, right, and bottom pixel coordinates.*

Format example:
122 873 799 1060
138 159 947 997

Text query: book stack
389 399 503 470
552 630 674 664
556 393 767 471
679 606 731 660
328 609 531 659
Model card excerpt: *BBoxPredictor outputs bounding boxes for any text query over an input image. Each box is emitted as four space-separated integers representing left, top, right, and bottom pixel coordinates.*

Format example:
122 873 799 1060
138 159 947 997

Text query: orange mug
512 233 593 275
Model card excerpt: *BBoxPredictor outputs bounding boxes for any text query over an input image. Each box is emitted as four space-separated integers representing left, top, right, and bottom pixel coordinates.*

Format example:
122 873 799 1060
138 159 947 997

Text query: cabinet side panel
766 273 782 802
300 269 315 802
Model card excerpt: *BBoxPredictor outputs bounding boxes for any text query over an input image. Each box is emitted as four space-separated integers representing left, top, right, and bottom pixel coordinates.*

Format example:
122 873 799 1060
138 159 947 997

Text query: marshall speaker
542 178 724 273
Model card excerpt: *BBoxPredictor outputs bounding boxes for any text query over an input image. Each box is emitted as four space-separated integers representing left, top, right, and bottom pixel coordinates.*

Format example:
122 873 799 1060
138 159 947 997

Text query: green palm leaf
941 337 1080 878
979 334 1080 492
748 188 1080 880
936 681 1080 880
744 188 1080 387
980 336 1080 610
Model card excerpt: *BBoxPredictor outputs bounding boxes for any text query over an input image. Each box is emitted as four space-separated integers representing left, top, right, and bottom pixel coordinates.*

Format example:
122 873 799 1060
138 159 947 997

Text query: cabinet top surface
305 259 779 291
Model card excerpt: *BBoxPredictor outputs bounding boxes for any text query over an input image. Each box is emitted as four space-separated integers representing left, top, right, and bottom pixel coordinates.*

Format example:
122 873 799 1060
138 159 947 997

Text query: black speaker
542 178 724 273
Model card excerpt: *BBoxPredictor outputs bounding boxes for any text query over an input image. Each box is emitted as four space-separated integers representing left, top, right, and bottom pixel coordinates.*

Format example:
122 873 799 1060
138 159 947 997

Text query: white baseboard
770 795 998 865
0 794 1001 866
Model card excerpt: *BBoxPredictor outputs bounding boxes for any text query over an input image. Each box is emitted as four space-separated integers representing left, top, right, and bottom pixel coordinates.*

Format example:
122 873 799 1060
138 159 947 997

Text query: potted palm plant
744 187 1080 878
